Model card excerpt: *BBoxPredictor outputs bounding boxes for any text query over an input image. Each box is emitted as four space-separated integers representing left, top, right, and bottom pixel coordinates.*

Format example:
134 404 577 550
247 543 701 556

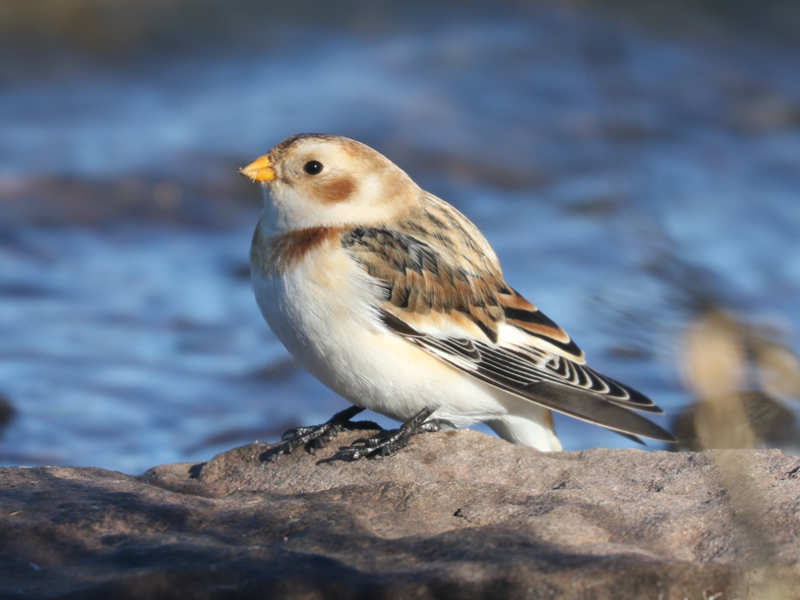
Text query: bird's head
240 134 417 231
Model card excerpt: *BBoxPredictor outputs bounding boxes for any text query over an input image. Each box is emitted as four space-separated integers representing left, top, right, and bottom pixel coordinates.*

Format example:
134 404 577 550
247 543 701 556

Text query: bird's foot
328 407 438 461
261 406 378 461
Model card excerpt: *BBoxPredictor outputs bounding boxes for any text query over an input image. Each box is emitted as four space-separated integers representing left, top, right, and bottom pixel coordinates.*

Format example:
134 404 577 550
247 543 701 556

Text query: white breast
251 238 382 393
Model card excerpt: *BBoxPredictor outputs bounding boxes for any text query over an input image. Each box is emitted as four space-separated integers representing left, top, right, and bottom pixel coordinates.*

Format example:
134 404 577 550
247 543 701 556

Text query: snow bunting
241 133 674 459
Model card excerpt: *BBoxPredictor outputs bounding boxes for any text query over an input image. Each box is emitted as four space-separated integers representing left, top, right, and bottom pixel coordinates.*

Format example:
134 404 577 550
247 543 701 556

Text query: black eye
304 160 323 175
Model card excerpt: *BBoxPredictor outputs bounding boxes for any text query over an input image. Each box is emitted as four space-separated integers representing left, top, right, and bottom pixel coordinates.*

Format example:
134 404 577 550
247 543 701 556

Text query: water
2 2 799 473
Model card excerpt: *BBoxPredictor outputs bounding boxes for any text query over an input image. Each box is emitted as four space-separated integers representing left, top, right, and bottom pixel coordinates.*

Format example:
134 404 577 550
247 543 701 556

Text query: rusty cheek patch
318 176 357 204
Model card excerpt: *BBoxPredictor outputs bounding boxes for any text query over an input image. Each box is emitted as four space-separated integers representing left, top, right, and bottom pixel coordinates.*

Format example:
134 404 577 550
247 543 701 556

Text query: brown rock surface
2 429 800 599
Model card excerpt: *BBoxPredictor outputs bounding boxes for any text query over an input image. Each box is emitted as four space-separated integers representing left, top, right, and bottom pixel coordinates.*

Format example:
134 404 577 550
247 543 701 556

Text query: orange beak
240 154 275 182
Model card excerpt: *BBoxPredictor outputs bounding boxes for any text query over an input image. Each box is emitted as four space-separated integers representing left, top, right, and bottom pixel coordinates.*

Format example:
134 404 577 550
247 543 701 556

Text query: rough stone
2 429 800 599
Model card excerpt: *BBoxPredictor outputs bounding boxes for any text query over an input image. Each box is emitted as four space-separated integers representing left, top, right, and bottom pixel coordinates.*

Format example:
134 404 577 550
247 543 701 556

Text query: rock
2 429 800 599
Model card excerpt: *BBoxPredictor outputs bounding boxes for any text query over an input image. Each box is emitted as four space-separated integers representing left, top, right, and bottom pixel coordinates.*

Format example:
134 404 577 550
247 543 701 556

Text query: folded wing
341 222 674 443
380 310 674 442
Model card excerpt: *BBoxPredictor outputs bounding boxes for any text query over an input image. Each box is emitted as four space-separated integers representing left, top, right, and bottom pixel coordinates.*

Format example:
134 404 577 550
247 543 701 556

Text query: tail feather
487 413 562 451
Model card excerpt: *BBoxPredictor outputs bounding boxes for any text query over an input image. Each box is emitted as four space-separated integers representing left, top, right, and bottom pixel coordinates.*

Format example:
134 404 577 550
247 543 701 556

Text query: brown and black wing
342 225 674 442
379 310 674 442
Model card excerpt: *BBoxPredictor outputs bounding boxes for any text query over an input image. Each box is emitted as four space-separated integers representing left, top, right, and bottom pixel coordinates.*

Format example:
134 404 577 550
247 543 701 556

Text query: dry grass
682 310 800 599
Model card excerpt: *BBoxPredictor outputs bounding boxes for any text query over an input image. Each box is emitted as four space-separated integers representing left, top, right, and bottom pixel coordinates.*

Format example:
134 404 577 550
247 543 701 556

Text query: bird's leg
330 407 438 461
261 406 379 461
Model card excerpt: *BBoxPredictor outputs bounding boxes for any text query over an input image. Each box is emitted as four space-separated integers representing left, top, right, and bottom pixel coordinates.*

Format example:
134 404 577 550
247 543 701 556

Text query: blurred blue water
1 4 799 472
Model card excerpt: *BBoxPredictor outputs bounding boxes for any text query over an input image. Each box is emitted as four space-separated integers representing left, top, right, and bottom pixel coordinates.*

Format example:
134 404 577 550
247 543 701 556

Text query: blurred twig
677 311 800 452
682 311 799 599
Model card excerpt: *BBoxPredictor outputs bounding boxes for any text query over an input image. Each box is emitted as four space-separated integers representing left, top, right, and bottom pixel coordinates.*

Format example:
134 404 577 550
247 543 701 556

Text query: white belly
251 243 507 426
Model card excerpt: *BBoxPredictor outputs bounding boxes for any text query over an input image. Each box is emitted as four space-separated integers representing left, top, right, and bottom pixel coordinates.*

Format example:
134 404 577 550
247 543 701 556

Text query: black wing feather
380 310 675 443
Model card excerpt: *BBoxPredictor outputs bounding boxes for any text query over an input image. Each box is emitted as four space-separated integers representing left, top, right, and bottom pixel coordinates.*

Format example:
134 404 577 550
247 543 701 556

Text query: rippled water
2 3 799 472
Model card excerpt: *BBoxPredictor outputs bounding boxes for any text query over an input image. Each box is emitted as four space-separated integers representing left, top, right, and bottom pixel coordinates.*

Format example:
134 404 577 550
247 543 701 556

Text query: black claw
326 407 436 462
260 406 366 462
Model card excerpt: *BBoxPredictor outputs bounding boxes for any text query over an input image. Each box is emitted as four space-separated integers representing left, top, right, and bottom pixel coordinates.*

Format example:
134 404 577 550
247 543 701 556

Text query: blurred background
1 0 799 474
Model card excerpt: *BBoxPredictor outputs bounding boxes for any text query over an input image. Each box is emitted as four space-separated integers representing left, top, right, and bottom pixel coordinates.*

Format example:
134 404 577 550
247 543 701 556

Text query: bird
240 133 675 460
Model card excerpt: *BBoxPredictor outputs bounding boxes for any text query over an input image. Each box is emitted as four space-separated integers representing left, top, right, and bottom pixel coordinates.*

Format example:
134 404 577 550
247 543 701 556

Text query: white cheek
267 182 319 231
267 173 404 229
258 184 282 234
